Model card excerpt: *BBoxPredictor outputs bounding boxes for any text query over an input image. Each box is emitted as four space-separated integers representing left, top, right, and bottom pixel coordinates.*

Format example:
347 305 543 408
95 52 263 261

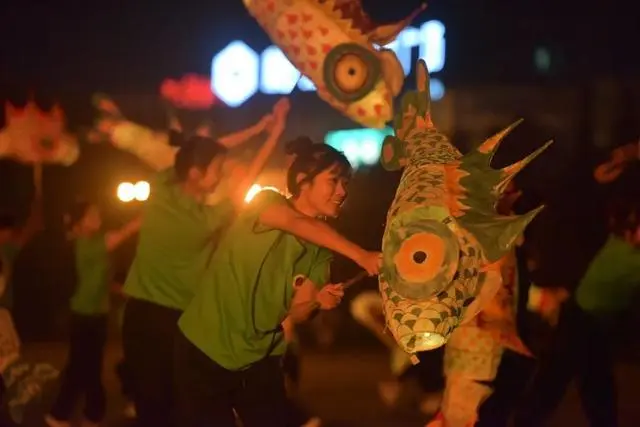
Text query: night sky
2 1 638 97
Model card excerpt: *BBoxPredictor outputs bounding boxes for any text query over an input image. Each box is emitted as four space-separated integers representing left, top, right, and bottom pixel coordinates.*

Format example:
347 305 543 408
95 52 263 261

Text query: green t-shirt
575 235 640 315
70 233 110 315
179 190 332 370
0 242 21 309
124 169 235 310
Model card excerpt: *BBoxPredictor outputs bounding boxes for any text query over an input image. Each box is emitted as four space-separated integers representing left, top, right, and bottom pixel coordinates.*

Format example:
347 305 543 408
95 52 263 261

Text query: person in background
0 190 43 401
122 99 289 427
45 202 140 427
174 138 381 427
514 196 640 427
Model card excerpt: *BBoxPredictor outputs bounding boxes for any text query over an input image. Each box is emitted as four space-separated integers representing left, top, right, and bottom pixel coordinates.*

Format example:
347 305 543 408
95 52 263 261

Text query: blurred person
119 99 288 427
514 196 640 427
174 137 381 427
45 202 140 427
0 183 43 407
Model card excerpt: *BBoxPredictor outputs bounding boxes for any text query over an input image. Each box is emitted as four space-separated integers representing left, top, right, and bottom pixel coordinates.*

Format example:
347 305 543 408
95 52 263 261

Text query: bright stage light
118 181 151 203
117 182 135 203
134 181 150 201
244 184 282 203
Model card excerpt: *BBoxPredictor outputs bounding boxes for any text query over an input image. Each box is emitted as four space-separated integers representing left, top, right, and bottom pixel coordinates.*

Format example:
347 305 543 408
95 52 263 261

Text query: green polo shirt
575 235 640 315
70 234 110 315
124 168 235 311
179 190 332 370
0 242 21 309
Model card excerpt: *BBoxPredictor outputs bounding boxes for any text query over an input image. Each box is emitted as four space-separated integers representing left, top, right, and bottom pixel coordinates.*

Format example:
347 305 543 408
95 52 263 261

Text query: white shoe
419 392 443 415
123 400 137 419
44 415 71 427
378 380 402 407
302 417 322 427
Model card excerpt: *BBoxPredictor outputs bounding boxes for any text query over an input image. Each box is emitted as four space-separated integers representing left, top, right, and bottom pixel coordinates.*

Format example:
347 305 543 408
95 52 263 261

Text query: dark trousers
476 349 537 427
174 330 309 427
50 314 107 423
514 301 617 427
123 298 181 427
116 358 134 399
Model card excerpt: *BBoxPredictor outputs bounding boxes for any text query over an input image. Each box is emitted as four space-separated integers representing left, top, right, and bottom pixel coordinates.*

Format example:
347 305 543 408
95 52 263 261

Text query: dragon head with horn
379 60 552 354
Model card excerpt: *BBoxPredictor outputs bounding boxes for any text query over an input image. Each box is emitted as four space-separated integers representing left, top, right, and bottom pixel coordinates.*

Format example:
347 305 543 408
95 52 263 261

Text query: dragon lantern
0 101 79 165
243 0 425 128
379 60 552 354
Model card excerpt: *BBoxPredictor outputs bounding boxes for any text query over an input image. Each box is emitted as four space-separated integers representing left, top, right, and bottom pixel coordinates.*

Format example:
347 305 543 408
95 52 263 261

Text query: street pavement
14 342 640 427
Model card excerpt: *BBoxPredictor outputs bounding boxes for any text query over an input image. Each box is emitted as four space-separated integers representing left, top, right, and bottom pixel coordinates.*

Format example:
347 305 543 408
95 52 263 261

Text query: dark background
1 0 639 342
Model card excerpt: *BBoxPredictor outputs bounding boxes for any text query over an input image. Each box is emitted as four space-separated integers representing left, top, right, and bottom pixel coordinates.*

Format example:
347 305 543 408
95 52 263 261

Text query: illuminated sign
211 20 446 107
325 127 394 168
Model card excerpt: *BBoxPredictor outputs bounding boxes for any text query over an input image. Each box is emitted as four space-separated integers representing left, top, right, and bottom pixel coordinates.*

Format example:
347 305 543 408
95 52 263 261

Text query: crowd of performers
0 91 639 427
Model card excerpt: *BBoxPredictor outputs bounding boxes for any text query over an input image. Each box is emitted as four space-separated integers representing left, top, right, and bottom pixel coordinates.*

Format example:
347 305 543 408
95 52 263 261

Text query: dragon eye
394 233 445 284
333 54 369 94
382 218 460 300
323 43 380 103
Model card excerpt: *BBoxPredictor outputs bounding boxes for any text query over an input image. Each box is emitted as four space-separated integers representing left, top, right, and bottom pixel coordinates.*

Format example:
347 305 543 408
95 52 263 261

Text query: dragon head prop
243 0 425 128
379 60 552 353
0 101 79 165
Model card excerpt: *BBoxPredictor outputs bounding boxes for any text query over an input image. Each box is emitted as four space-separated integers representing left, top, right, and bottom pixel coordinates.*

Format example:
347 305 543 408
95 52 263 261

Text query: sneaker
378 380 402 407
419 392 443 415
44 415 71 427
123 400 137 419
302 417 322 427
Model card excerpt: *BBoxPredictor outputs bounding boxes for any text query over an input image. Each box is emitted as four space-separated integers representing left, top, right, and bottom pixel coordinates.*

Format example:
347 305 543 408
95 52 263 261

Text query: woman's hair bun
285 136 314 156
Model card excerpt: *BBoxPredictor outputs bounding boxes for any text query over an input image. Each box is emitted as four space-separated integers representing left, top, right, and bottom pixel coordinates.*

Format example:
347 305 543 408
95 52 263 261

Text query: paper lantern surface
0 101 79 165
243 0 424 128
379 60 552 354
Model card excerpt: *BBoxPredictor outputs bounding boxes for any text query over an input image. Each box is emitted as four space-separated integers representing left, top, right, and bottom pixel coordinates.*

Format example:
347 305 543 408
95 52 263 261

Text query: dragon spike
495 205 544 256
476 119 524 157
416 59 430 94
501 139 553 179
50 104 64 122
368 3 428 45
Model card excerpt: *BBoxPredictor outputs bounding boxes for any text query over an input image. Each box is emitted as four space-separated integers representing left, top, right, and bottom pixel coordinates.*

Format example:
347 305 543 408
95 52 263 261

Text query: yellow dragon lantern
379 60 552 354
0 101 79 165
243 0 425 128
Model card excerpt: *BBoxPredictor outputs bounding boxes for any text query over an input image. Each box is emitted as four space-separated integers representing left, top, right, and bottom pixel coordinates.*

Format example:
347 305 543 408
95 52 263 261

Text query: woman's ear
295 172 308 190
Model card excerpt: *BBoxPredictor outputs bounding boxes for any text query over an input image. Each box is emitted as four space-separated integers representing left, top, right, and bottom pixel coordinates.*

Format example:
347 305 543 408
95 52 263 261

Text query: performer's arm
593 140 639 184
218 113 273 148
259 205 380 275
227 98 290 211
104 217 142 252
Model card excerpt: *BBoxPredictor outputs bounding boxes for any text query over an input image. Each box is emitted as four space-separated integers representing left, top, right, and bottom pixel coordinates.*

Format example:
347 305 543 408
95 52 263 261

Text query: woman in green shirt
121 99 290 427
45 202 140 427
175 138 381 427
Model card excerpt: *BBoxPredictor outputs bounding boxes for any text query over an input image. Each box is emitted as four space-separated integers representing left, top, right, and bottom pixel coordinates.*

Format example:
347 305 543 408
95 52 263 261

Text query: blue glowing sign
325 127 394 168
211 20 446 107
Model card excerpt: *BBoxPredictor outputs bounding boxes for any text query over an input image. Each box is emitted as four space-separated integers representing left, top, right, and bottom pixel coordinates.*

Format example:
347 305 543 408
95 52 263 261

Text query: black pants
123 298 181 427
174 330 309 427
514 301 617 427
49 314 107 423
476 349 537 427
116 358 134 399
